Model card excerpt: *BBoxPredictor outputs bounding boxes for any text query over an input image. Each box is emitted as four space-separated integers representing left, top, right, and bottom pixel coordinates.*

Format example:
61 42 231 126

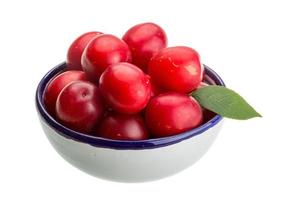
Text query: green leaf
191 85 261 120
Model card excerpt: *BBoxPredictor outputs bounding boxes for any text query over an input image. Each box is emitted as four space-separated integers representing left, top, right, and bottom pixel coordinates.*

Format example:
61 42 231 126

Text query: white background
0 0 288 199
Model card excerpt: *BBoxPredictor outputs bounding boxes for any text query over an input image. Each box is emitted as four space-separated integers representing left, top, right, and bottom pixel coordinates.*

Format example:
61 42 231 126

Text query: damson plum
145 93 203 137
67 32 103 70
99 62 151 114
123 22 167 72
82 34 132 82
44 71 88 116
148 46 203 93
97 113 149 140
56 81 104 133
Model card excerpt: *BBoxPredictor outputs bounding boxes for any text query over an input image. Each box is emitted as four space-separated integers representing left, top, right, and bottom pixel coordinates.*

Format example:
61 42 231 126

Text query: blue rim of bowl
36 62 225 150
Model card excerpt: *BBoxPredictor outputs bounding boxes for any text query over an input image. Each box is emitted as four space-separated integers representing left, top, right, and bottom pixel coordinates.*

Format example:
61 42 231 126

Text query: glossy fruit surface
148 46 203 93
44 70 88 116
99 62 151 114
82 34 132 82
56 81 104 133
123 22 167 72
145 92 203 137
97 113 149 140
67 32 102 70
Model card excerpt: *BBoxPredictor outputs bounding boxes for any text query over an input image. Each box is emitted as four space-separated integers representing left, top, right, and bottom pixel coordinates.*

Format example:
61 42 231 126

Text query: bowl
35 62 225 182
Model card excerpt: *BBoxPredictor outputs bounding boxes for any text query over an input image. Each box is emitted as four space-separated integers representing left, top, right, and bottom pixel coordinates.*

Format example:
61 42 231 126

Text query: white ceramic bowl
36 62 225 182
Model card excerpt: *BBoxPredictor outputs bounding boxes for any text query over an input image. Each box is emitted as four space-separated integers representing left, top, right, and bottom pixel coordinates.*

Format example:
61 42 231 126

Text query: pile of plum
44 22 214 140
